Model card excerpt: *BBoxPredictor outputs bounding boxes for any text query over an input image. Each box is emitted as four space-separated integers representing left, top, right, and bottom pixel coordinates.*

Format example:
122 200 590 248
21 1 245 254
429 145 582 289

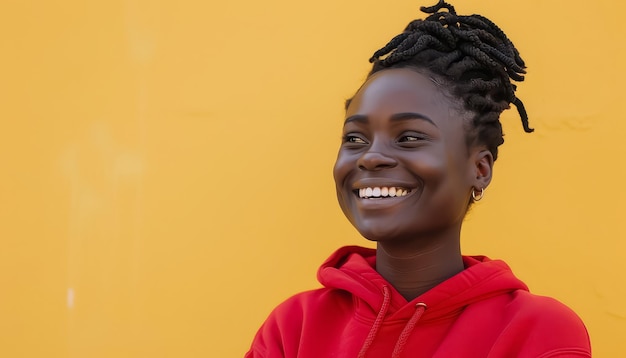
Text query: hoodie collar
317 245 529 322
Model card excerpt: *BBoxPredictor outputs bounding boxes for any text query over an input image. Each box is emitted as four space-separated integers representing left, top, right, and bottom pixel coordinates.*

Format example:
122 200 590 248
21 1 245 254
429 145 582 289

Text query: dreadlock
363 0 532 161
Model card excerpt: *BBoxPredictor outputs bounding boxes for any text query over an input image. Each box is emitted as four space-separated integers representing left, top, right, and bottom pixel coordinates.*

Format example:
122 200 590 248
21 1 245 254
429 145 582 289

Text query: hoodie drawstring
358 287 428 358
391 302 427 358
358 286 391 358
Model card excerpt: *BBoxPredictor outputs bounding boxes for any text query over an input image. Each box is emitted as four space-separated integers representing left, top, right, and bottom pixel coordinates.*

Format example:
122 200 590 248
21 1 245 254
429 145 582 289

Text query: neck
375 231 464 302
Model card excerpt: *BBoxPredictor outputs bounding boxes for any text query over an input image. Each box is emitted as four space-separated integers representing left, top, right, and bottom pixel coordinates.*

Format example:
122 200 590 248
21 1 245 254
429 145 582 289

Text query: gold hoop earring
472 187 485 201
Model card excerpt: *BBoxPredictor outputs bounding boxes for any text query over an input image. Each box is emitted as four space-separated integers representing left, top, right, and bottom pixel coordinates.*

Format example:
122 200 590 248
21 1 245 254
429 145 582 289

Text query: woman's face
333 68 492 243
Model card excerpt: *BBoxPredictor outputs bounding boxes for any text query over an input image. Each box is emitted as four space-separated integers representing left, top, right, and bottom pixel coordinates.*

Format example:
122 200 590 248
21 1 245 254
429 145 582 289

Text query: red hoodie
245 246 591 357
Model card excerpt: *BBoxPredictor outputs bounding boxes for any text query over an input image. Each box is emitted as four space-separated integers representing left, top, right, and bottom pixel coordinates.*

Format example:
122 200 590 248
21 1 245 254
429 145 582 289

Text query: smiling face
333 68 493 243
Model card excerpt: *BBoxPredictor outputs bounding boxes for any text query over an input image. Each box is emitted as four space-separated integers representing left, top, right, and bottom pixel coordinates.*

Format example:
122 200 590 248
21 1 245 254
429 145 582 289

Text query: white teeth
357 186 411 198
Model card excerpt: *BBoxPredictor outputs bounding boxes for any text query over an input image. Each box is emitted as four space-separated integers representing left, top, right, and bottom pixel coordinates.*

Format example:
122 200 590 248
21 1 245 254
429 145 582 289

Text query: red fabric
245 246 591 358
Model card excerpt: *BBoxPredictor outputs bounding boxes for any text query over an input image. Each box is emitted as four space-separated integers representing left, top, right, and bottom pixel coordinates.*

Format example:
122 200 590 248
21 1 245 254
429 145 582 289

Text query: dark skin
333 68 494 301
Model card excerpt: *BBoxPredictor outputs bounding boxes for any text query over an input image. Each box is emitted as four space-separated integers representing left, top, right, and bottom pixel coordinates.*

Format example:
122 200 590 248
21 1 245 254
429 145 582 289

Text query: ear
472 149 493 191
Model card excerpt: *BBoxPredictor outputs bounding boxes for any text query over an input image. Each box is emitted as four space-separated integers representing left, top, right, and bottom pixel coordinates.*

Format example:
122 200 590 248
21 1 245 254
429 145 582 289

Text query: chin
353 220 409 243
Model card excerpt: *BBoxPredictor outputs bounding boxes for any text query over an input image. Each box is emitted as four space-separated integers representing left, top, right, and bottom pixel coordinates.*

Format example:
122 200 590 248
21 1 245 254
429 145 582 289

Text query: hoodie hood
317 245 529 323
247 246 590 358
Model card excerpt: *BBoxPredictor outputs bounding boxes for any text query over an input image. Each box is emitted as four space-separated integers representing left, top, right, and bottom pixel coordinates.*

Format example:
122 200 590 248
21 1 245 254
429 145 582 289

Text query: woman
245 1 591 357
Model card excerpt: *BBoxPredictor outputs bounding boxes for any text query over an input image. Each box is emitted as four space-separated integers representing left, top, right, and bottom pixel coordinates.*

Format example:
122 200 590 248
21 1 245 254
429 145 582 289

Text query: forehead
347 68 463 125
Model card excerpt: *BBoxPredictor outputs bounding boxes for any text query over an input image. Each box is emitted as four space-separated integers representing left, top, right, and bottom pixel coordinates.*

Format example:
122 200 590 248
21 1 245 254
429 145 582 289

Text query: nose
357 150 397 171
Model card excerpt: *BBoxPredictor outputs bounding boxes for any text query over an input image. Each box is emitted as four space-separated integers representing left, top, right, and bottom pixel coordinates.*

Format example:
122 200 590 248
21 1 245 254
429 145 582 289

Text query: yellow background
1 0 624 357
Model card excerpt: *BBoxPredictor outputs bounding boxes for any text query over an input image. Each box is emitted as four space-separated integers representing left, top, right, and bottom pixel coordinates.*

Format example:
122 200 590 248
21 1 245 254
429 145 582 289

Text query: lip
353 188 417 210
351 178 417 191
348 179 419 210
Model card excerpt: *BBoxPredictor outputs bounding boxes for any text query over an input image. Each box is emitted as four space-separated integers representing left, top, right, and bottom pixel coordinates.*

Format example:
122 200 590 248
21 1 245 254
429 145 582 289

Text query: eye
342 134 367 145
398 134 427 142
399 135 421 142
397 132 429 147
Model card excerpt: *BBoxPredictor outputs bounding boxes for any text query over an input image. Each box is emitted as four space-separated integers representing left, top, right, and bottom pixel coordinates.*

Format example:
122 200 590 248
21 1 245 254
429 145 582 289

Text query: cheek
333 151 352 187
405 149 469 210
430 151 473 211
405 150 449 185
418 144 470 179
332 151 356 221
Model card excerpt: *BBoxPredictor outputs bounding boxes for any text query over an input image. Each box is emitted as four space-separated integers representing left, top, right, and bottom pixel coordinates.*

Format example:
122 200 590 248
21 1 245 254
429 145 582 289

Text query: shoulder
245 287 352 358
504 290 591 357
508 290 587 328
252 286 353 334
264 287 352 323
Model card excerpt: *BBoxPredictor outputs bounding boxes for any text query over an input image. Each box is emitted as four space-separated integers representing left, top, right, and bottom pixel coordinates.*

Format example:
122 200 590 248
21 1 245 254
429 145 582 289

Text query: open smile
354 186 413 199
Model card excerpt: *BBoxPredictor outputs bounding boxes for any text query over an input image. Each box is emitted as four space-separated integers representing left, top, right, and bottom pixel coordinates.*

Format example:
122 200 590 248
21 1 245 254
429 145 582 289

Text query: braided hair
354 0 532 161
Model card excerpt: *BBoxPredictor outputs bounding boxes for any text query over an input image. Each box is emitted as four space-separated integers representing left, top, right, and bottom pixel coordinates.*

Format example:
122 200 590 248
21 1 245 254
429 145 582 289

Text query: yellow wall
1 0 624 356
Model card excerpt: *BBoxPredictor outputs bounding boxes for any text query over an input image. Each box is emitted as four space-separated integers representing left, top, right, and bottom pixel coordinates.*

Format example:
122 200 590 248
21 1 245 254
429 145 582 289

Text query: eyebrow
343 112 437 127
